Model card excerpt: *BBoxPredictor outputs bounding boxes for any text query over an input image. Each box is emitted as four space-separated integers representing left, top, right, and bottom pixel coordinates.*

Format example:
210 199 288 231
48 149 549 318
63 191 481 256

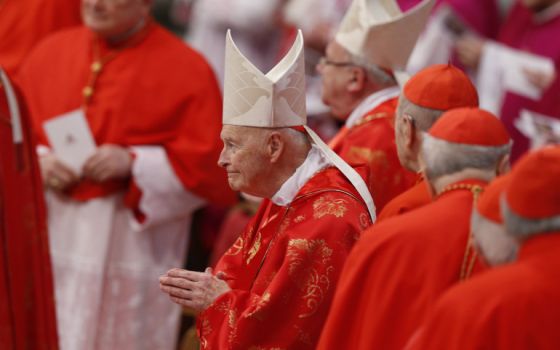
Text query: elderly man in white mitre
160 30 375 349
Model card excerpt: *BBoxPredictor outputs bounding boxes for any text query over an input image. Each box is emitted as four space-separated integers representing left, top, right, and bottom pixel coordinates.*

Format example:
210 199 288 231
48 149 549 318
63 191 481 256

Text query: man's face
82 0 149 38
317 41 356 120
218 125 269 196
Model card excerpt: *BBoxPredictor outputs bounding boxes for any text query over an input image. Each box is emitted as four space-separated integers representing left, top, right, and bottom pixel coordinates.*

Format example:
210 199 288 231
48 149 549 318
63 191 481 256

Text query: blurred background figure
0 69 58 350
184 0 285 88
17 0 235 349
457 0 560 162
0 0 81 76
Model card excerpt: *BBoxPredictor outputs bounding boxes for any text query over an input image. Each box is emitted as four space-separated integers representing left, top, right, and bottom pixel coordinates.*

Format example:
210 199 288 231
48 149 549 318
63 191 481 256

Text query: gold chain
439 183 484 281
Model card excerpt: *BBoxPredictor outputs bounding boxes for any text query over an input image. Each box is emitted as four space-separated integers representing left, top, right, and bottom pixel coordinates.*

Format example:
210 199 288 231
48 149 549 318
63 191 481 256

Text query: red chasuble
0 0 81 76
377 178 431 221
197 167 372 350
497 2 560 161
330 97 417 213
409 233 560 350
0 75 58 349
317 179 488 350
17 22 235 206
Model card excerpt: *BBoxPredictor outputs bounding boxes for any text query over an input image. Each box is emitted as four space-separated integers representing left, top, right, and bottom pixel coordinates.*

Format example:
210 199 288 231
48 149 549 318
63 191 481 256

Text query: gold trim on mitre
335 0 435 71
223 30 306 127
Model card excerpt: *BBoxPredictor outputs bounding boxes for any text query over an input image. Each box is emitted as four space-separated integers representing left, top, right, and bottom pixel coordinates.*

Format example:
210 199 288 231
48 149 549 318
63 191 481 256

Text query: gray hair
348 52 397 87
396 95 446 131
471 209 518 266
502 198 560 239
421 134 511 180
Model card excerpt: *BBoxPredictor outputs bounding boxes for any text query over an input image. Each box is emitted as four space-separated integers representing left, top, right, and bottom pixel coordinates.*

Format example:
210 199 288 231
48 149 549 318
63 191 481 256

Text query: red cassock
0 73 58 349
497 1 560 161
377 178 431 221
330 98 417 213
197 167 372 349
17 21 235 206
0 0 81 76
409 233 560 350
317 179 488 350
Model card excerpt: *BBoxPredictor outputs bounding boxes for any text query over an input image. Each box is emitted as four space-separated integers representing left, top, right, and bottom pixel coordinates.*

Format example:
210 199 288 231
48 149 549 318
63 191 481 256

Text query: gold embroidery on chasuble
287 239 334 318
312 195 349 219
246 231 262 265
246 291 272 320
199 318 212 349
347 147 388 168
226 235 244 256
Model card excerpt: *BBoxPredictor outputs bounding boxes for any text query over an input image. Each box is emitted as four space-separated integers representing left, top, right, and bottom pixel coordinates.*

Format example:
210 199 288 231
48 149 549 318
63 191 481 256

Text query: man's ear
496 154 511 175
267 131 285 163
403 115 417 150
347 67 366 93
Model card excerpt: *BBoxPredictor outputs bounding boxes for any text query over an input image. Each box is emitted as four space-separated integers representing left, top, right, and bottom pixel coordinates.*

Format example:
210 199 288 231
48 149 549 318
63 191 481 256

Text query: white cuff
130 146 205 231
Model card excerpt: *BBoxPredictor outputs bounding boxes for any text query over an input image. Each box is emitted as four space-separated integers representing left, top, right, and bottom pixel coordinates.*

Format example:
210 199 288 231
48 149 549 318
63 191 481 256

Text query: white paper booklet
43 109 97 174
515 109 560 150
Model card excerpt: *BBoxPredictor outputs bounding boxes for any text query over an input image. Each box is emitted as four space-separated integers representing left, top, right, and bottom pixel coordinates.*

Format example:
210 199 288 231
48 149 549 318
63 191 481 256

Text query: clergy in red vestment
17 0 235 349
159 31 375 350
0 0 81 76
317 107 511 350
408 146 560 350
378 64 479 221
0 69 58 349
456 0 560 161
317 0 436 213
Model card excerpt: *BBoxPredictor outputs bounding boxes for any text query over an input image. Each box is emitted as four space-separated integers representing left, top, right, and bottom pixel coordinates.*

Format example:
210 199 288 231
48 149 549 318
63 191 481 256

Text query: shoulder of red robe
428 107 510 146
403 64 479 110
505 146 560 219
477 174 511 223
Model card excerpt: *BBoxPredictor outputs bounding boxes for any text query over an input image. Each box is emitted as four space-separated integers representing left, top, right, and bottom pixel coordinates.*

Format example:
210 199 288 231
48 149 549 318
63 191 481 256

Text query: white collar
271 144 333 206
345 86 401 128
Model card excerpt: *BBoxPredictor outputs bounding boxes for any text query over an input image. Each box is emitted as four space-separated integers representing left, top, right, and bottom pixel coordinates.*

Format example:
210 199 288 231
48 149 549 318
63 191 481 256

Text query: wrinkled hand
455 35 485 69
523 67 556 91
40 153 79 192
159 268 231 312
82 144 132 182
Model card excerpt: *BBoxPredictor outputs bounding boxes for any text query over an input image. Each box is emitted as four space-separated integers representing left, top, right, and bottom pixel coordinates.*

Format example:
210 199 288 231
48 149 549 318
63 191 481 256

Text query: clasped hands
159 267 231 313
41 144 133 192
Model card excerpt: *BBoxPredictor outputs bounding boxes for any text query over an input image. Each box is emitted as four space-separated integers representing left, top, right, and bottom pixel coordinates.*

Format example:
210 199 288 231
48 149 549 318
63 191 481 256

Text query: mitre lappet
222 29 376 221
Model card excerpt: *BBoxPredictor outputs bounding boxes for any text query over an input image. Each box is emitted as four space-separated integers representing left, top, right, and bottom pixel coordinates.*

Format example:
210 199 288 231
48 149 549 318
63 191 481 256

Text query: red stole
0 77 58 349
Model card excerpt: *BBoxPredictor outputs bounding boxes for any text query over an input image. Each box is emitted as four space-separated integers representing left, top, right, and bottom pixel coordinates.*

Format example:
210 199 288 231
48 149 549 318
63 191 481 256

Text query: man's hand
523 67 556 91
40 154 79 192
82 144 132 182
159 268 231 312
455 35 485 69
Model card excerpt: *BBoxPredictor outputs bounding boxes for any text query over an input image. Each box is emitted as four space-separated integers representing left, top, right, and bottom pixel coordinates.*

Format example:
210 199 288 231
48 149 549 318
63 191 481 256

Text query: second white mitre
335 0 435 72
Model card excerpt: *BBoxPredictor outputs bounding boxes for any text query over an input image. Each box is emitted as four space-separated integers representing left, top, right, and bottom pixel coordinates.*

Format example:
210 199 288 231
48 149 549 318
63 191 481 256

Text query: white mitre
221 30 377 221
223 29 306 127
335 0 435 71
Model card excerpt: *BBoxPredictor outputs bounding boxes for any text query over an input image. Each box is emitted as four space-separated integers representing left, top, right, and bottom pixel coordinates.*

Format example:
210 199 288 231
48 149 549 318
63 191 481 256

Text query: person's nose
217 148 229 168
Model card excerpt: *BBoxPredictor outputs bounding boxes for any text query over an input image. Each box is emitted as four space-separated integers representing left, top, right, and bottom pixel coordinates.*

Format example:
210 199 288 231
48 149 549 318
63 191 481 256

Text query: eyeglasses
318 56 356 68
